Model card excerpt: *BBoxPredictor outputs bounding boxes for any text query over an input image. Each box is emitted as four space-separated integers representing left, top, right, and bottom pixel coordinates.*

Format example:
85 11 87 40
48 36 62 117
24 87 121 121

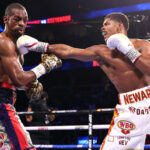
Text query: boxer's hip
0 82 16 105
108 86 150 136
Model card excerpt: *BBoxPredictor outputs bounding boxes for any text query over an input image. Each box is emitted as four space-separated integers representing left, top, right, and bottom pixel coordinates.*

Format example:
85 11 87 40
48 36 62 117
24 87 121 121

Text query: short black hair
104 12 129 31
5 3 26 16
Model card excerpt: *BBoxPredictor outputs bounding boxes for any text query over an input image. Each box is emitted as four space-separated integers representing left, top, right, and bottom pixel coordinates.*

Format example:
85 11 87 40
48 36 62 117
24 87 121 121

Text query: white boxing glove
107 33 142 63
17 35 48 54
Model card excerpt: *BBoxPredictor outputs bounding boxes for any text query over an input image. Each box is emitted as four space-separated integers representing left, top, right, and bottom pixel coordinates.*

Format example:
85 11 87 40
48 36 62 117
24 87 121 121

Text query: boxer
0 3 62 149
41 12 150 150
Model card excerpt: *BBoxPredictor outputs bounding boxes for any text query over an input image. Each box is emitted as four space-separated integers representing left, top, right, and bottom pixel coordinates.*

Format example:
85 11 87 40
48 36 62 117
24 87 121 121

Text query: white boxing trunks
100 86 150 150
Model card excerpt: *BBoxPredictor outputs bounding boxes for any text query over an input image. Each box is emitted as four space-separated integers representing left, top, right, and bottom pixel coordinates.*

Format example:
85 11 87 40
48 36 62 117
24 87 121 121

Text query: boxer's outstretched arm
0 39 61 86
16 35 101 61
47 44 102 62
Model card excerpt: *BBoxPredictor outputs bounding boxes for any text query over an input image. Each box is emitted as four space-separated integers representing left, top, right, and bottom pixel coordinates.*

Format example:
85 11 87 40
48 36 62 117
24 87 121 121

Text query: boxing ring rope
17 108 114 115
17 108 150 149
25 124 110 130
33 144 150 149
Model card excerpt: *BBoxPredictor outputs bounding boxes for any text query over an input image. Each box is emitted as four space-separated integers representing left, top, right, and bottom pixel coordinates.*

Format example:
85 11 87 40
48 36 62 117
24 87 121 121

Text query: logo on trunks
117 136 131 146
117 120 136 134
129 106 150 115
123 88 150 104
0 131 7 148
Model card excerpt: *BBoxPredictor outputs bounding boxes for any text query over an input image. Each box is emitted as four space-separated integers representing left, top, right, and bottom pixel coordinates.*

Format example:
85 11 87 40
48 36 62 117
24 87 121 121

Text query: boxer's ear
3 16 8 24
117 22 124 33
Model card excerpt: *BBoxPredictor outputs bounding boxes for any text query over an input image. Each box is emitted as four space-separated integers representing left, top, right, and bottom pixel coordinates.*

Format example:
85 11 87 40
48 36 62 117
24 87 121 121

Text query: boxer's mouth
17 28 24 34
102 31 107 36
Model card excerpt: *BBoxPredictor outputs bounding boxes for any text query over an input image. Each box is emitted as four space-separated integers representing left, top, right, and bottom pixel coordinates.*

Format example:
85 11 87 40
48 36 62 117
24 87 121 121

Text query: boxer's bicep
0 39 24 83
1 55 35 86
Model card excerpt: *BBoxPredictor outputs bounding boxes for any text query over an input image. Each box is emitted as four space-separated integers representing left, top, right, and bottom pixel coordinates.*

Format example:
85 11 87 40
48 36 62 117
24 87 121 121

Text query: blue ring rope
35 144 150 149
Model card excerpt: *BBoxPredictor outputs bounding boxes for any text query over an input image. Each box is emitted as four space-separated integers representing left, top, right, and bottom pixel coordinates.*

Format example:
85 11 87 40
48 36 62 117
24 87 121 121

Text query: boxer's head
3 3 28 38
101 12 129 41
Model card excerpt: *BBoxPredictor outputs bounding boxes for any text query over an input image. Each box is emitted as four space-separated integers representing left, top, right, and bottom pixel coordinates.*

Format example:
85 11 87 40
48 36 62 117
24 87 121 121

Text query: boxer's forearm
134 56 150 75
47 44 75 59
47 44 98 62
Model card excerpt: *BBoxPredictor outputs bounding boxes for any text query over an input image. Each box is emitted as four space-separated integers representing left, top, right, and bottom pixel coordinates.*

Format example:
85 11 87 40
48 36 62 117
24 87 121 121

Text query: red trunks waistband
0 82 16 91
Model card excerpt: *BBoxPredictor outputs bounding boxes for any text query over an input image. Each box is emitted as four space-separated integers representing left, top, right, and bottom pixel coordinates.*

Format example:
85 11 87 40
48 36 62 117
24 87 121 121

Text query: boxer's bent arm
47 44 100 61
1 55 36 86
134 40 150 75
0 37 37 86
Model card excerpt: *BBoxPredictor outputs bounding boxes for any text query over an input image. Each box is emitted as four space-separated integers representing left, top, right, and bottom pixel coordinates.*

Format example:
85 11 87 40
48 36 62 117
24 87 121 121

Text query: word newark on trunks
123 88 150 104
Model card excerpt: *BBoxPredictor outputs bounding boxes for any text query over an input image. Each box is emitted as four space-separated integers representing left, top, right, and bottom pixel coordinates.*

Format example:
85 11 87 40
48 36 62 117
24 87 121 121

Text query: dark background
1 0 150 148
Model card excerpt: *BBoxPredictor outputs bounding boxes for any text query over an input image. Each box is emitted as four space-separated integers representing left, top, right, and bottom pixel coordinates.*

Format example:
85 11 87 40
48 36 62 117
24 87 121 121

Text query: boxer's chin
14 30 24 38
104 37 108 42
18 29 24 35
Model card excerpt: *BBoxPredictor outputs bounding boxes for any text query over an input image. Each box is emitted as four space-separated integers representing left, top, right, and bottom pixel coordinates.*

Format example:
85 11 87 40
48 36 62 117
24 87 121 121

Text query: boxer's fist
41 54 62 72
26 80 43 100
17 35 48 54
31 54 62 79
106 33 134 54
106 33 142 63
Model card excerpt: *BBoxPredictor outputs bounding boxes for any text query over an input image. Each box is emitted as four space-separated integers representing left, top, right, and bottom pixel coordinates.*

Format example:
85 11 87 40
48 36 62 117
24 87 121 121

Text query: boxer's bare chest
96 52 146 92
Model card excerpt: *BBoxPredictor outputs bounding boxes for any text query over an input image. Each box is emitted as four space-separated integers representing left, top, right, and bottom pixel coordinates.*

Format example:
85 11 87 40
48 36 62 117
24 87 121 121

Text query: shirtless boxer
41 12 150 150
0 3 61 150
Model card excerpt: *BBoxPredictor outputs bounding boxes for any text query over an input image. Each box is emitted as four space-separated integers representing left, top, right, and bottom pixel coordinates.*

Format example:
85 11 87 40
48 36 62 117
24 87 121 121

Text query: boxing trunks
100 85 150 150
0 82 36 150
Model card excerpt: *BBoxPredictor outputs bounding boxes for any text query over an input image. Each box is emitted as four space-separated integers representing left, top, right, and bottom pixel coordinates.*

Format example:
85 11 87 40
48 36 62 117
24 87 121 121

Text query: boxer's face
4 8 28 37
101 18 121 42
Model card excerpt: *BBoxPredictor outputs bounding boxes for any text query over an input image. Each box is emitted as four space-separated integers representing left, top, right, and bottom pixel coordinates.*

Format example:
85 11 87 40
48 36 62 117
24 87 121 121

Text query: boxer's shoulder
131 38 149 45
0 34 16 56
0 34 13 47
131 38 150 53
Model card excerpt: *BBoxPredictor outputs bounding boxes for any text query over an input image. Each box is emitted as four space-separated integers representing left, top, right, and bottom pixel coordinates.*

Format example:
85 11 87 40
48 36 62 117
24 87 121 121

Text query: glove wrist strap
34 42 48 53
31 64 46 79
126 48 142 63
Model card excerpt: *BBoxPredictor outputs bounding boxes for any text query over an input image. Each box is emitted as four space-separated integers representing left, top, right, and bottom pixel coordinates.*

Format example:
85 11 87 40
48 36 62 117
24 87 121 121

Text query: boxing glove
17 35 48 54
107 33 142 63
31 54 62 79
26 80 43 100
